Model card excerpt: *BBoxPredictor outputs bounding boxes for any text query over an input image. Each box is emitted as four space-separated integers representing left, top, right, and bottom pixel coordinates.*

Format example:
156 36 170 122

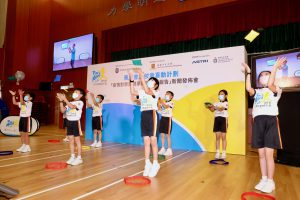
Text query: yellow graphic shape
173 82 246 155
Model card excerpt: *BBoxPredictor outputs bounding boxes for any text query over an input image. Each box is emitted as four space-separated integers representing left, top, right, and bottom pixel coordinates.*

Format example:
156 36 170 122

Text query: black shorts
63 118 68 129
66 120 80 137
141 110 159 137
92 116 102 131
252 115 282 149
19 117 32 133
213 116 227 133
159 116 172 134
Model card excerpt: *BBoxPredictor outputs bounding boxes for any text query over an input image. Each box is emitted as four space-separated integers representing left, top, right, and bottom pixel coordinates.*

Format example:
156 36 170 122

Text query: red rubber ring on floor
124 176 151 186
45 162 67 170
48 139 60 143
241 192 276 200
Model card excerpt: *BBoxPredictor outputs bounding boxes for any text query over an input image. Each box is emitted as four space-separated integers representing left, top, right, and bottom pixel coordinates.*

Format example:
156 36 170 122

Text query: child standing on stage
9 89 35 153
158 91 175 156
86 93 104 148
129 69 160 178
206 90 228 159
57 89 85 166
242 57 285 193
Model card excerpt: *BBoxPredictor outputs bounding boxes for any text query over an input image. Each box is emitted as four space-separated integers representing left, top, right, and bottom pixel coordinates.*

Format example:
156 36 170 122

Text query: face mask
96 98 101 103
260 75 270 86
165 95 170 101
218 95 225 101
72 92 79 99
24 96 29 101
147 80 155 88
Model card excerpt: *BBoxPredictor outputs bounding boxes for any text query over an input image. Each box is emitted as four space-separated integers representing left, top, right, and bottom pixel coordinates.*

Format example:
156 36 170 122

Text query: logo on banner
212 56 233 63
92 68 107 83
192 59 209 64
6 120 16 127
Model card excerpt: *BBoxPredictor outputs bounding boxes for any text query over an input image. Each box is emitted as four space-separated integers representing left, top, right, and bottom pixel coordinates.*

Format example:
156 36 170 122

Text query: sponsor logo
192 59 208 64
213 56 233 63
6 120 15 127
92 68 107 83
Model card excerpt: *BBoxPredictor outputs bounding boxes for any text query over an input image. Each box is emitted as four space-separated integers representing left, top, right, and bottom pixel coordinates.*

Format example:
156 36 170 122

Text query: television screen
252 48 300 91
53 33 94 71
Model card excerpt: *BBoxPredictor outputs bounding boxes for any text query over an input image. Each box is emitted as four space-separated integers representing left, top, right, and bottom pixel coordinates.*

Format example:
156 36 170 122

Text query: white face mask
72 92 79 99
147 80 155 88
165 95 170 101
24 96 29 101
218 95 225 101
260 75 270 86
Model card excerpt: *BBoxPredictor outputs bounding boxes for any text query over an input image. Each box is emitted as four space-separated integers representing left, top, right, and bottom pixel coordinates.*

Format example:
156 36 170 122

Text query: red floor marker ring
124 176 151 186
0 151 13 156
45 162 67 170
241 192 276 200
48 139 60 143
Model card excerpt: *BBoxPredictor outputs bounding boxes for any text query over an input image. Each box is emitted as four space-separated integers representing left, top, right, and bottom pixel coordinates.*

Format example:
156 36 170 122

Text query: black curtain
111 22 300 62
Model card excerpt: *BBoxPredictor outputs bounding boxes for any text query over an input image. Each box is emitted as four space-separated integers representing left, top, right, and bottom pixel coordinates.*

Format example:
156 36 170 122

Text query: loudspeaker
39 82 52 91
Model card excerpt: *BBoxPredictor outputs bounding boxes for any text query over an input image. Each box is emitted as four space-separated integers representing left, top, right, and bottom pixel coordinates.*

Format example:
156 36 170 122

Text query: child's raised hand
60 93 67 101
274 57 287 69
9 90 16 96
136 68 144 75
241 63 251 74
18 89 24 96
56 93 63 101
128 70 134 79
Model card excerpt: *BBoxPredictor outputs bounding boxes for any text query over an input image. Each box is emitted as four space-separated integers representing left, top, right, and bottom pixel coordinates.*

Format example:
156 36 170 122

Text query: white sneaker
254 179 268 191
90 141 97 147
143 162 152 177
63 137 69 142
16 144 25 152
149 162 160 178
164 148 173 156
158 148 166 155
95 141 102 148
221 152 226 159
26 145 31 152
66 156 76 165
260 180 275 193
215 152 220 159
71 157 83 166
21 145 30 153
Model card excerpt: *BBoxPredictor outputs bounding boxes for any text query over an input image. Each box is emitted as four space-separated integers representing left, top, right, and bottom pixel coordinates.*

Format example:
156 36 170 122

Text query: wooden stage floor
0 126 299 200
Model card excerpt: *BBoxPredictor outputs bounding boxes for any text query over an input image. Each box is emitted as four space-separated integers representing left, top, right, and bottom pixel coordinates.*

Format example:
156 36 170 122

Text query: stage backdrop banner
86 46 247 155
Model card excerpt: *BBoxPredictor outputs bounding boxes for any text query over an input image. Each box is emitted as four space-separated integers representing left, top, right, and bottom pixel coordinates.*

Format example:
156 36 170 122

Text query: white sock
71 154 75 158
222 151 226 153
267 178 274 183
153 160 158 165
77 155 82 159
262 176 267 181
216 149 220 153
94 140 97 143
26 145 30 148
145 159 151 164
